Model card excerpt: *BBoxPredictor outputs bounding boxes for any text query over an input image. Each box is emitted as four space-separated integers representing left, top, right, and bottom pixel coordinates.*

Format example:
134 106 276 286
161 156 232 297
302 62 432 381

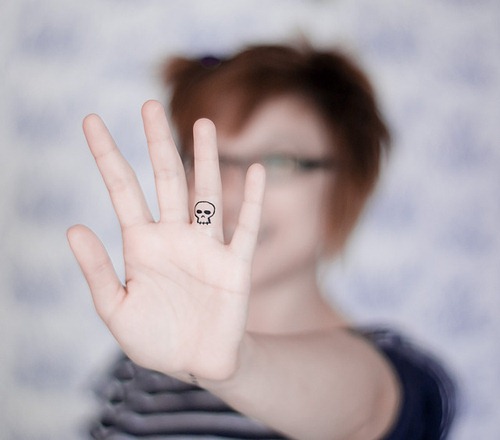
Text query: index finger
83 114 153 228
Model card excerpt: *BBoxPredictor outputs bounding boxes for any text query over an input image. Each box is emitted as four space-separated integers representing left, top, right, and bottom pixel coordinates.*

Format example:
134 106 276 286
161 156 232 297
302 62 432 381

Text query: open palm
67 100 265 381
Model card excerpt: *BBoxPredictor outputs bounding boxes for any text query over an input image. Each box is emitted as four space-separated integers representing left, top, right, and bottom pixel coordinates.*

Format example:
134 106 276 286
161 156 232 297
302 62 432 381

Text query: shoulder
355 327 457 440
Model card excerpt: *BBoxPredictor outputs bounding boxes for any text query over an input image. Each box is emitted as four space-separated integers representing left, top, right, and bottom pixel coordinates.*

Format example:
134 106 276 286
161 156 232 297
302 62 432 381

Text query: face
190 95 337 291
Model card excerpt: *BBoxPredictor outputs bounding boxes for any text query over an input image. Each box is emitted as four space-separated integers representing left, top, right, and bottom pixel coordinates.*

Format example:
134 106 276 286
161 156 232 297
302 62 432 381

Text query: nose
221 164 247 240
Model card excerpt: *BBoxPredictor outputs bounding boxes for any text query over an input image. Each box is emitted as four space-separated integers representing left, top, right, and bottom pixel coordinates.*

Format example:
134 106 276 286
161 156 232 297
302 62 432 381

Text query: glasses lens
261 154 297 179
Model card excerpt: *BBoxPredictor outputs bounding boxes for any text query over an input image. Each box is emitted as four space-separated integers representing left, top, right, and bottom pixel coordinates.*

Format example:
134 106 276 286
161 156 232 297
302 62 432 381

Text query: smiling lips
223 226 272 245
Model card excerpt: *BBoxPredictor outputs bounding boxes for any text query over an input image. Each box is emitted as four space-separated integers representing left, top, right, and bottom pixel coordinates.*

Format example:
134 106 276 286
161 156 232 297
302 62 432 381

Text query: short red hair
162 43 390 252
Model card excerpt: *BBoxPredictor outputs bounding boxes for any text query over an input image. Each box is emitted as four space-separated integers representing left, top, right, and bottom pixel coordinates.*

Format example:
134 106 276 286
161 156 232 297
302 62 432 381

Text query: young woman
68 44 455 439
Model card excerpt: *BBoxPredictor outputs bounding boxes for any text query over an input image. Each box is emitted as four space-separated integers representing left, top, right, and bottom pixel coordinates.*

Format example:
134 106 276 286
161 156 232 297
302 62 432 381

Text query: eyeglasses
183 153 339 181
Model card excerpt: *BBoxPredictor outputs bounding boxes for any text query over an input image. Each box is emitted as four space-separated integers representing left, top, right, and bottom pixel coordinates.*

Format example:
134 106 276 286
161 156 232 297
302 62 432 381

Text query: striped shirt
88 328 456 439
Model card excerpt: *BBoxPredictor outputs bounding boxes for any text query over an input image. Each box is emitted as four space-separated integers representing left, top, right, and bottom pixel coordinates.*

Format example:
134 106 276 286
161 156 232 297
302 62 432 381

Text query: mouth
256 226 272 245
224 226 272 245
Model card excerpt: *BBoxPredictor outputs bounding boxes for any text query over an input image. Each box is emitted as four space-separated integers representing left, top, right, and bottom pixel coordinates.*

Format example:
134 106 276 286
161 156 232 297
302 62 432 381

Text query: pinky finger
67 225 125 321
230 163 266 261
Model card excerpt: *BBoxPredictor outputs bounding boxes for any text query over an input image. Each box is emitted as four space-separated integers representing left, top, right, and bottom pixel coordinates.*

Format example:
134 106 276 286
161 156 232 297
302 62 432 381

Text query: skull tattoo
194 201 215 225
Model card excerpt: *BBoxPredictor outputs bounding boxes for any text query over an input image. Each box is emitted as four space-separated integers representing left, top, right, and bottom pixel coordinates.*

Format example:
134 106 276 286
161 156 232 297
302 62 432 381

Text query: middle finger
142 100 189 224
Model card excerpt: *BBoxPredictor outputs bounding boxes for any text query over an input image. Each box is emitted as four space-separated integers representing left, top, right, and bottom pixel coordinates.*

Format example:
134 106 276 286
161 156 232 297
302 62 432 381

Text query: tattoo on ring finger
194 201 215 225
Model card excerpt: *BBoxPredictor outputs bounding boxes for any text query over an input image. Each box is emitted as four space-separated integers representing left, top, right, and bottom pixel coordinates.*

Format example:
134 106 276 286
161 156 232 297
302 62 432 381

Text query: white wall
1 0 499 438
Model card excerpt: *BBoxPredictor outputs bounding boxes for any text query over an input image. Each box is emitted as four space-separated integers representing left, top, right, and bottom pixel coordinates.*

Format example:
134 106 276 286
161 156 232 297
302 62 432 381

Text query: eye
196 210 202 214
204 210 211 215
260 154 297 178
262 154 294 169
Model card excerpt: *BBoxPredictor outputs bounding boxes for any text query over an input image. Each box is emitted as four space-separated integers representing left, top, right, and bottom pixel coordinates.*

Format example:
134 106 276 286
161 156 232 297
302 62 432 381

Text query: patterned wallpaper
1 0 499 438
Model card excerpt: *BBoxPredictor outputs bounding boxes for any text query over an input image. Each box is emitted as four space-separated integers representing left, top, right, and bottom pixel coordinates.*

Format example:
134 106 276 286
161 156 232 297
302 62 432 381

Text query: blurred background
1 0 499 438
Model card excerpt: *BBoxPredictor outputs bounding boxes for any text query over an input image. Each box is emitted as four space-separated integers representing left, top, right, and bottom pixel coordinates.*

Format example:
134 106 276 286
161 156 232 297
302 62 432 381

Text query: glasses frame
182 152 339 181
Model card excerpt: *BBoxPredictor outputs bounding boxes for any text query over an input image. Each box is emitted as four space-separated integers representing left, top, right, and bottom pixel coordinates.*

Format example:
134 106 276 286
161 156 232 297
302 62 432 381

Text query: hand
67 100 265 381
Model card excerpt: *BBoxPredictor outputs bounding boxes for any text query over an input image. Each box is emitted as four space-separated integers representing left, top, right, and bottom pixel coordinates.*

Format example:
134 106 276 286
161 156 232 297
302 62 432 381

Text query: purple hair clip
199 55 223 69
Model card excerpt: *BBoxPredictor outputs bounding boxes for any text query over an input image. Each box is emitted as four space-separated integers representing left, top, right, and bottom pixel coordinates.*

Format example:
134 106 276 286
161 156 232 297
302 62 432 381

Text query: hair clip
199 55 223 69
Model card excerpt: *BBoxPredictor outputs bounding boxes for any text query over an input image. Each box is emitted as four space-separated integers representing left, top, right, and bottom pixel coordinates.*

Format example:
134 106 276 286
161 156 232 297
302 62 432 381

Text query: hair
161 43 390 253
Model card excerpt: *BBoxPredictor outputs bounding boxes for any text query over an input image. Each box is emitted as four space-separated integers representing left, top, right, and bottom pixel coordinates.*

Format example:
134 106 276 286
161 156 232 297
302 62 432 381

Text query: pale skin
68 98 400 440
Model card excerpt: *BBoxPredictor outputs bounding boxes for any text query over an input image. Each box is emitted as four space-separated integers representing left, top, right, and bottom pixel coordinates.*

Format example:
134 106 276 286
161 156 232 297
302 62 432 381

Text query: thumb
67 224 125 321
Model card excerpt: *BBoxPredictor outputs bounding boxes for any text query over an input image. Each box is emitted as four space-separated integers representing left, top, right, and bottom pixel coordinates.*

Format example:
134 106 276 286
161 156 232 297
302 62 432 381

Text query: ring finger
192 118 223 241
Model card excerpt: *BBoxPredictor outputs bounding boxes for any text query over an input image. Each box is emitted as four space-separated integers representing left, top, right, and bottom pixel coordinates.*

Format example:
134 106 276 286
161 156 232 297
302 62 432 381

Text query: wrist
197 332 256 391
